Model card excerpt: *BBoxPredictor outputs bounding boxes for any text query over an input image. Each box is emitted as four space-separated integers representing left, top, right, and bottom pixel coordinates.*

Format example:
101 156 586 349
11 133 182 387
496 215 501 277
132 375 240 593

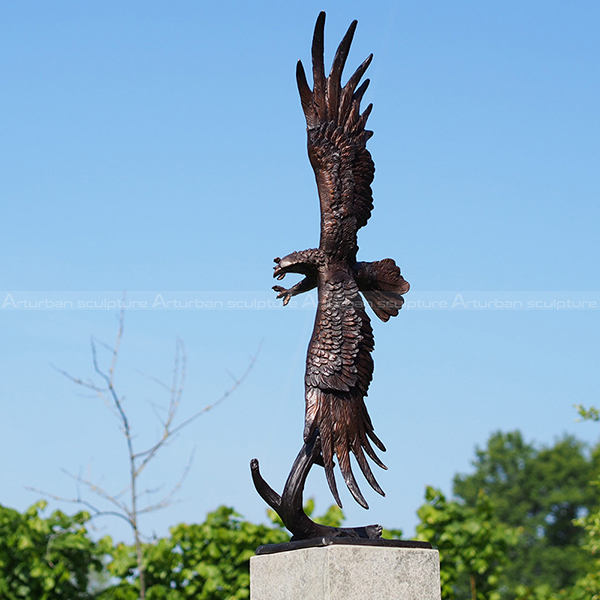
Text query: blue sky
1 0 599 542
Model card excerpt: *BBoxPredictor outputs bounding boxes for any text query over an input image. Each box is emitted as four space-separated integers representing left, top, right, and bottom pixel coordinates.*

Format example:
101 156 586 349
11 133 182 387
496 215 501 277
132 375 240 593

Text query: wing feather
296 13 375 260
311 12 327 120
296 61 316 128
339 56 372 123
327 20 357 122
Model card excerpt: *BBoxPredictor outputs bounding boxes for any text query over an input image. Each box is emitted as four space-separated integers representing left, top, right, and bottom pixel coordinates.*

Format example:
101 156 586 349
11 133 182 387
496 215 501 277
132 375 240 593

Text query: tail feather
360 430 387 470
353 441 385 497
310 387 386 508
318 399 343 508
337 440 369 509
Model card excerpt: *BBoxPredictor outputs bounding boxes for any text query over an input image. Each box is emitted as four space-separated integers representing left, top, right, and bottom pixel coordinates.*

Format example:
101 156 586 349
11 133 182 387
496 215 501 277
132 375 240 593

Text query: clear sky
1 0 599 542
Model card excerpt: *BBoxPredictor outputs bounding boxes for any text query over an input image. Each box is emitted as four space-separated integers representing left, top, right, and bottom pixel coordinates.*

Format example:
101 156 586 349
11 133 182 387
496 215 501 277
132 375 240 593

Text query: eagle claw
272 285 292 306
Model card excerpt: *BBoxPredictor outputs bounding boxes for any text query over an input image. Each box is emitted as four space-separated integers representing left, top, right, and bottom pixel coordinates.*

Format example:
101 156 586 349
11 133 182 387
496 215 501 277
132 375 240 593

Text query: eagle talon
273 285 292 306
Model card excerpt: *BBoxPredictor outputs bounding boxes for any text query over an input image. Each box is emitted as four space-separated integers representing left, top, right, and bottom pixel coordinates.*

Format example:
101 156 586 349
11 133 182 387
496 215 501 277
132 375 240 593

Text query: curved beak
273 256 293 280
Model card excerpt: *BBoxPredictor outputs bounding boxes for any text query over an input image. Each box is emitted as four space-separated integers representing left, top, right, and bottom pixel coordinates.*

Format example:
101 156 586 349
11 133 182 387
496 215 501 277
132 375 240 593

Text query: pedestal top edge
255 537 433 555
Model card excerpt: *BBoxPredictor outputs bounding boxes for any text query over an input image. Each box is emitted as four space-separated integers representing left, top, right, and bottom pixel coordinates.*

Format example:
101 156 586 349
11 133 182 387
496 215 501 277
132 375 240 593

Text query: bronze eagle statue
251 12 409 540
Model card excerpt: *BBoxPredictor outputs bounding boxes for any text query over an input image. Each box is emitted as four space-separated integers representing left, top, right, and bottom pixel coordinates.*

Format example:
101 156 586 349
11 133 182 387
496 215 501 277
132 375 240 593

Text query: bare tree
30 309 257 600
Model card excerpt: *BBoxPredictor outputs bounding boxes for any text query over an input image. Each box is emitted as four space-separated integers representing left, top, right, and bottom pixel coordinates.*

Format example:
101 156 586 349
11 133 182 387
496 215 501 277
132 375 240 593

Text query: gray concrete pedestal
250 544 441 600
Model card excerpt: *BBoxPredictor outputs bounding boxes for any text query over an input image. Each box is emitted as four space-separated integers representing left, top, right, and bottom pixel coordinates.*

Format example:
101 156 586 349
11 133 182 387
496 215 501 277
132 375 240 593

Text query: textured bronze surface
251 12 409 541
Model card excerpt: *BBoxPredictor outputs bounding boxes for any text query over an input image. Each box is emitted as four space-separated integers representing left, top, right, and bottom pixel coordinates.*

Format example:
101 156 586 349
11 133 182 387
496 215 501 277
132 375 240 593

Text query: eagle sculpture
251 12 409 540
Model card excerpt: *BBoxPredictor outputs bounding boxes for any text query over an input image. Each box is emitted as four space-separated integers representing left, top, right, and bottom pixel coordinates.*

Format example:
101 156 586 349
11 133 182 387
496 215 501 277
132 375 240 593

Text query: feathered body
273 13 409 509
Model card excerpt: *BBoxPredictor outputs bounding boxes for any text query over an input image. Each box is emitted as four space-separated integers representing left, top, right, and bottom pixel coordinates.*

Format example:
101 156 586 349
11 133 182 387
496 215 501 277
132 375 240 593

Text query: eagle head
273 249 325 280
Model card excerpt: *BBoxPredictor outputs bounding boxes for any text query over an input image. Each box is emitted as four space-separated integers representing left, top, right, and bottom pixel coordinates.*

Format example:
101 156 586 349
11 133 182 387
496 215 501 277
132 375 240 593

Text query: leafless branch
109 306 125 381
50 364 105 392
41 309 258 600
26 486 134 527
137 484 165 498
61 469 130 515
133 344 260 474
91 336 115 355
136 371 172 393
138 449 195 515
169 344 259 436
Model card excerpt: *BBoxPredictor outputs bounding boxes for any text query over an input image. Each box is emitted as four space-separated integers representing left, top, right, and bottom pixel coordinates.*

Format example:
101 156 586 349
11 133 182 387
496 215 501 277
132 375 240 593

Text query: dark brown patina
251 12 409 540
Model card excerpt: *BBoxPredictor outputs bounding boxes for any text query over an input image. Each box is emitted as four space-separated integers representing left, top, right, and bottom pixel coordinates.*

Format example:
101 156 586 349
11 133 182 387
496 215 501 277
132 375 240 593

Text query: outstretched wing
297 12 375 261
304 272 386 509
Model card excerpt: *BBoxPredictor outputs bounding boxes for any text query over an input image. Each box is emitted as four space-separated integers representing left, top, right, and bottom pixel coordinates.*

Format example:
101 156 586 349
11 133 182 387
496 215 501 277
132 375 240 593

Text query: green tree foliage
416 486 520 600
8 426 599 599
574 405 600 600
0 499 361 600
0 500 109 600
575 504 600 600
453 431 600 595
99 506 288 600
576 405 600 423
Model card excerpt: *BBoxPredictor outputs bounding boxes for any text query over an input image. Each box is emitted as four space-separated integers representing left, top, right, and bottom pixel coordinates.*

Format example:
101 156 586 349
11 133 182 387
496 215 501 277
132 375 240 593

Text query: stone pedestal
250 543 441 600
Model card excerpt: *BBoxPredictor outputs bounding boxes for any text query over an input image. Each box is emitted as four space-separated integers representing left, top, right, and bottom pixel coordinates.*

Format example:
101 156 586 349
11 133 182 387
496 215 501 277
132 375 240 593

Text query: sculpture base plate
256 536 432 555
